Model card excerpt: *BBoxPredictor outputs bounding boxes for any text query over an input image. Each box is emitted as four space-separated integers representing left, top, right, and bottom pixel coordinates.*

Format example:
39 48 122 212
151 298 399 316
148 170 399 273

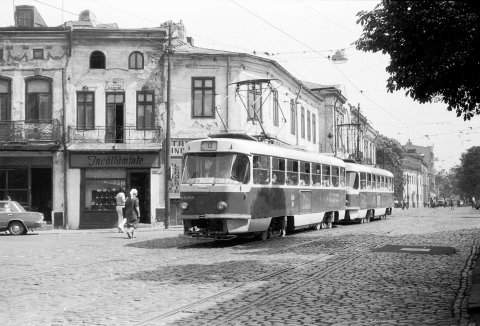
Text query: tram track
134 230 410 325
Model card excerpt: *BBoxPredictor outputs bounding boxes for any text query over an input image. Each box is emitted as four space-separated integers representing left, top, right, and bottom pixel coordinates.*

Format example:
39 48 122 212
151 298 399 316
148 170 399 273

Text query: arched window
129 51 144 69
90 51 106 69
0 77 11 121
25 77 52 121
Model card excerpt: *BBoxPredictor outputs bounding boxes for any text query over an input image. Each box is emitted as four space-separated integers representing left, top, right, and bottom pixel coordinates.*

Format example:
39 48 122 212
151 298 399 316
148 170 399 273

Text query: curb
34 224 183 235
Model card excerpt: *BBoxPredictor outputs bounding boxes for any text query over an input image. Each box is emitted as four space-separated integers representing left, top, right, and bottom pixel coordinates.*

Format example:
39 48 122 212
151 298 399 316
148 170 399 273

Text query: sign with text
171 139 195 157
70 153 160 168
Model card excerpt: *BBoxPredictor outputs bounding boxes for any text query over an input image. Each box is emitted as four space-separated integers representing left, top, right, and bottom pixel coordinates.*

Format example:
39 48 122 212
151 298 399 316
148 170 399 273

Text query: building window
312 113 316 144
273 89 279 126
16 9 33 28
137 91 155 129
290 99 296 135
77 91 95 130
33 49 44 60
247 83 262 121
307 110 311 141
0 49 4 61
129 51 144 69
25 77 51 121
90 51 106 69
0 77 11 121
192 77 215 118
301 106 305 139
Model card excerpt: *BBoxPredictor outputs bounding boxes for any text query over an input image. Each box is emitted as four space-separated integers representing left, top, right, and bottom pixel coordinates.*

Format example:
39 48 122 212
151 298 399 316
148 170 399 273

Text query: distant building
404 141 436 200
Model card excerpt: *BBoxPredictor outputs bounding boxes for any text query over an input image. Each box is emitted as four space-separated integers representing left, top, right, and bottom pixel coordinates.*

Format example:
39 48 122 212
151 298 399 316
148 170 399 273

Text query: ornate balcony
0 120 62 150
68 125 163 145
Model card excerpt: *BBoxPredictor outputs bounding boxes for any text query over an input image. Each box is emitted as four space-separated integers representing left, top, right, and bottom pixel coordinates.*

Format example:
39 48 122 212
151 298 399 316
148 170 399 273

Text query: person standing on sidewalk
124 188 140 239
116 188 126 233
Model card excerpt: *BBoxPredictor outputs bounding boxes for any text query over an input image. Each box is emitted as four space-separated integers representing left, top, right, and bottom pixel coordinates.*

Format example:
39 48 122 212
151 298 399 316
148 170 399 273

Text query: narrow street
1 206 480 326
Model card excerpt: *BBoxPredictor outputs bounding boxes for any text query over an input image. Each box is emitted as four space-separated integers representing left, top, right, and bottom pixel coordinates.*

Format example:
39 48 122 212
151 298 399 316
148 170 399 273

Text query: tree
356 1 480 120
375 134 404 199
455 146 480 198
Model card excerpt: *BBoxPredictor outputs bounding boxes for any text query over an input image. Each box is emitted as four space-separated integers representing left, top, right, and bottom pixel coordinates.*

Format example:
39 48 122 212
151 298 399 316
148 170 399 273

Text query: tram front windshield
182 153 250 184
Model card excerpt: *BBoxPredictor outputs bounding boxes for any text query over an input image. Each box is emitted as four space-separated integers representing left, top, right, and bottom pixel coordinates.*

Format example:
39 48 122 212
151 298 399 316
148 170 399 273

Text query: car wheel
9 221 25 236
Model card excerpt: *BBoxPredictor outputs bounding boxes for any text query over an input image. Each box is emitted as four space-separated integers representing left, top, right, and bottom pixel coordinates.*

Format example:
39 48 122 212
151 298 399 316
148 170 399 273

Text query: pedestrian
402 199 406 210
473 196 476 209
450 198 454 210
124 188 140 239
5 195 11 201
116 188 126 233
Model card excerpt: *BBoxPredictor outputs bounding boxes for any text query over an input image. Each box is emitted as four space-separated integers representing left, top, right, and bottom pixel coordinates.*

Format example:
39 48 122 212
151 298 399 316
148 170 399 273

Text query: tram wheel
258 229 269 241
314 223 322 230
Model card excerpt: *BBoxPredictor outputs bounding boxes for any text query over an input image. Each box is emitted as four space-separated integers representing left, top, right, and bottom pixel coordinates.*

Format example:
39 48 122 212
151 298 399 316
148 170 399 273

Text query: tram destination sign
70 153 160 168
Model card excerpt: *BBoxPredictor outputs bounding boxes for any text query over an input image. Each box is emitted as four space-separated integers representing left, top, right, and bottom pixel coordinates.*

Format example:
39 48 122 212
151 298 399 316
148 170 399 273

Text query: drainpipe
62 67 68 228
226 56 230 130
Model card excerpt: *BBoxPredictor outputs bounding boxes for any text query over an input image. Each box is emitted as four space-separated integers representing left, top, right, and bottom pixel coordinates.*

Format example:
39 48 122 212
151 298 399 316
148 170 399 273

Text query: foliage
375 134 404 199
455 146 480 198
356 1 480 120
435 168 460 199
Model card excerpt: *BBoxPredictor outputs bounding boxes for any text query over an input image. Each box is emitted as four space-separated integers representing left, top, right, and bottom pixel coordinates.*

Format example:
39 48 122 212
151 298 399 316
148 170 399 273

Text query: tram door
128 170 150 223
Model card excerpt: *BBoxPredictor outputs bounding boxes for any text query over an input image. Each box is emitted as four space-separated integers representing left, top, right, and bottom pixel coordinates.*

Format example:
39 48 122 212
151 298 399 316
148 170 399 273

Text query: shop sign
70 153 159 168
171 139 195 157
105 81 125 90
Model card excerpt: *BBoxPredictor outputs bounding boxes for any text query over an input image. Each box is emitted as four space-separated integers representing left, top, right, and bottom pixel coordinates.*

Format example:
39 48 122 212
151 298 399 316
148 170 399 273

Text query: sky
3 0 480 171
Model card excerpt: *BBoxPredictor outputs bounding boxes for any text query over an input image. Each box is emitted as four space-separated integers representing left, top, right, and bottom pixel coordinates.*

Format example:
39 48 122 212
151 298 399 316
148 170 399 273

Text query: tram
178 134 347 240
343 160 394 223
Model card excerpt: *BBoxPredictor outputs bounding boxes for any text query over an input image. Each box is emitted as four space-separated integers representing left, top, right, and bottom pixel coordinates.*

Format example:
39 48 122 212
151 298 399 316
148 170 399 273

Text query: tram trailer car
179 136 347 240
343 160 394 223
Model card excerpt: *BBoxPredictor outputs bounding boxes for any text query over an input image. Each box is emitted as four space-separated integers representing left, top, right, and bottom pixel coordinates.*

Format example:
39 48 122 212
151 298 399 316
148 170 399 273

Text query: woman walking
124 188 140 239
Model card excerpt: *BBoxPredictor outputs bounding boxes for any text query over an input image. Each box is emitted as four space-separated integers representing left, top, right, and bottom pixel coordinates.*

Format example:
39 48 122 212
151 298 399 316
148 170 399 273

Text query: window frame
307 110 311 141
300 106 305 139
290 99 296 135
247 83 262 122
76 91 95 130
273 89 279 126
90 51 106 69
25 76 52 122
136 90 155 130
33 49 44 60
129 51 144 69
191 77 215 118
312 113 316 144
0 77 12 121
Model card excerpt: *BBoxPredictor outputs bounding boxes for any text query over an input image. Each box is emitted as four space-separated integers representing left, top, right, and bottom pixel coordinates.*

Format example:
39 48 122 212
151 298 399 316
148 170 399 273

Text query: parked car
0 200 46 235
436 198 446 207
394 199 400 208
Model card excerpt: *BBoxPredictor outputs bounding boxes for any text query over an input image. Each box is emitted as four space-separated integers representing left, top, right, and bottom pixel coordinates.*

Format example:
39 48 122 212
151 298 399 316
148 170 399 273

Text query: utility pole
164 23 172 229
356 103 360 161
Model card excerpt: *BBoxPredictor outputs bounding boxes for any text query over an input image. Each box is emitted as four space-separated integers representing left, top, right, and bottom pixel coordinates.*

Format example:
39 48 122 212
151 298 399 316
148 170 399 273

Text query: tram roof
185 138 346 166
344 161 394 177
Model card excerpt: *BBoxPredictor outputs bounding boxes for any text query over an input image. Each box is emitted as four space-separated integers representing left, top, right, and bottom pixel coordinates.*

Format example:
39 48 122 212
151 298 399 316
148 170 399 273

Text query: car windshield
0 201 25 213
182 153 250 184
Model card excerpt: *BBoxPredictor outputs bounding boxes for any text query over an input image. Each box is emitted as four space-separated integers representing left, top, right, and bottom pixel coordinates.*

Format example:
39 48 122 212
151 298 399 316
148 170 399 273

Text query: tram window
331 166 340 187
376 175 381 189
286 160 298 185
272 157 286 185
231 154 250 184
340 167 345 187
322 165 331 187
346 171 358 190
299 161 310 186
312 163 321 186
253 155 270 185
360 172 367 190
380 176 385 190
367 173 372 189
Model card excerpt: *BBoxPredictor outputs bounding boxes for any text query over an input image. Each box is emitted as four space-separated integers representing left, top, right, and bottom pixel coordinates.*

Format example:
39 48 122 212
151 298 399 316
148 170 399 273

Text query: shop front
70 152 160 229
0 155 54 223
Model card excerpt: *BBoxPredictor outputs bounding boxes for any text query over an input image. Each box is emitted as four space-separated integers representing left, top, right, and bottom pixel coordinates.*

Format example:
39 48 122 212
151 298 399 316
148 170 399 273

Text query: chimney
79 10 97 27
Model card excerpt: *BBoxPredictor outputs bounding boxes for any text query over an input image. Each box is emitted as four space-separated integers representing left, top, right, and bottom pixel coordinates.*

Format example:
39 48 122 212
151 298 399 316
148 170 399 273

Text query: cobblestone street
2 207 480 326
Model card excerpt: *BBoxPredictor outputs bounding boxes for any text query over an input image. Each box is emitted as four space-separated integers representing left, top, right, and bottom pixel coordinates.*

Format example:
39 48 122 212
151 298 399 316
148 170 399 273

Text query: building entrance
129 171 150 223
31 168 52 222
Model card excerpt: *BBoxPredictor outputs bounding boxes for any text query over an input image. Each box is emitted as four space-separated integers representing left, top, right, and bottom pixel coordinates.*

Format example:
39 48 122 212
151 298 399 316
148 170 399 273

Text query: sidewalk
35 223 183 235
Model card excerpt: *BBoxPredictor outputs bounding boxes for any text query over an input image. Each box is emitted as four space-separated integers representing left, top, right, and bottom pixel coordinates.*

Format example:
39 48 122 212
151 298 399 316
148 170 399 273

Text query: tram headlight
216 201 228 211
180 202 189 210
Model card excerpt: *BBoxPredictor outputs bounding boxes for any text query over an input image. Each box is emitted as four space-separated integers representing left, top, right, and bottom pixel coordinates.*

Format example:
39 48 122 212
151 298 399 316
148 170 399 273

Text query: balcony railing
68 125 163 144
0 120 62 144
